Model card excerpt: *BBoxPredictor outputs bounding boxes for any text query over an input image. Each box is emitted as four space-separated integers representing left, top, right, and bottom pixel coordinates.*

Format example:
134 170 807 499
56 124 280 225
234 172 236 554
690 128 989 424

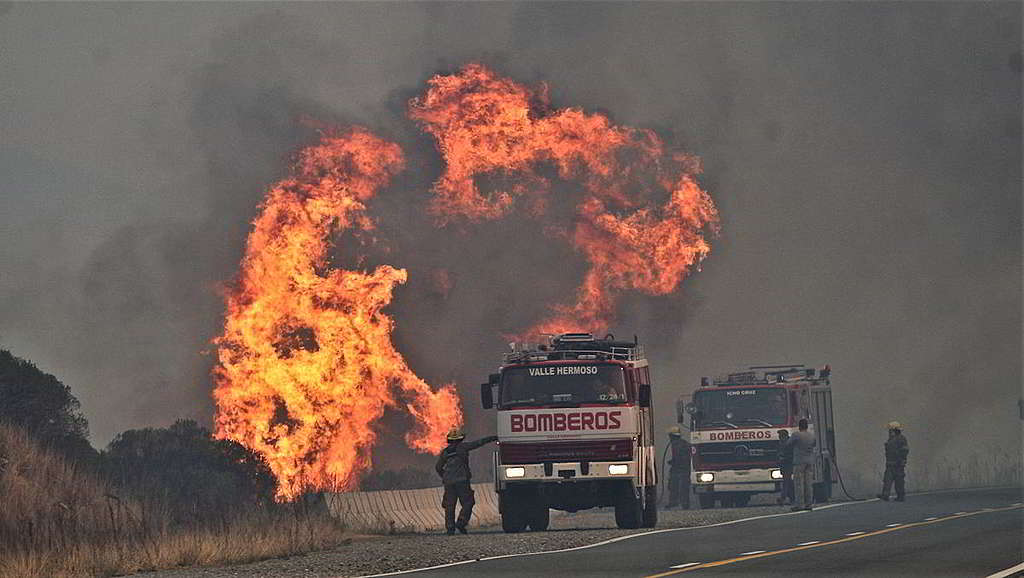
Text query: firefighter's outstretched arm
464 435 498 451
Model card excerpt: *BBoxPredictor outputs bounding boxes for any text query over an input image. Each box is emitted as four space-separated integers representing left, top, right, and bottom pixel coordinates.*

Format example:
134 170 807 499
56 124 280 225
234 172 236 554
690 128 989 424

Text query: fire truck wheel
698 493 716 509
642 486 658 528
500 494 528 533
615 488 643 529
526 504 550 531
812 482 831 504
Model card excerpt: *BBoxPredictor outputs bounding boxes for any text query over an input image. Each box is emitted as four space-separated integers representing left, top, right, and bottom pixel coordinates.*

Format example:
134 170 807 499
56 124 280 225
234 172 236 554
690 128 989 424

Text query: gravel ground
137 498 801 578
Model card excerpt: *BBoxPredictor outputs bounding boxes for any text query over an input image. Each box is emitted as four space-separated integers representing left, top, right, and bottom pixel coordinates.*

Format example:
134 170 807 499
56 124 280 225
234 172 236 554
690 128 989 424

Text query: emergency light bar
706 365 830 387
504 333 646 363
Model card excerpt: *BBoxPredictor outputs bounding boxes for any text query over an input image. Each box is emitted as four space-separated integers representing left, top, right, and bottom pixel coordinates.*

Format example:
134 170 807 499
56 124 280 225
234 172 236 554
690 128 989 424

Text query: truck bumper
496 460 638 488
692 468 780 494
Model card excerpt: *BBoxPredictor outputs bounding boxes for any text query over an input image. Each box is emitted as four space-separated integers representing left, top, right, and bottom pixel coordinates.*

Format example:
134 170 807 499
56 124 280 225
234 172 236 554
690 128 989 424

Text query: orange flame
212 128 462 500
409 63 720 336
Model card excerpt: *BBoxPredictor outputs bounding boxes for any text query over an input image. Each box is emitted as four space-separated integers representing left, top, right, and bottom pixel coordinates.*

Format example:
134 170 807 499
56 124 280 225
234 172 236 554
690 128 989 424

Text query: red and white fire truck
679 365 836 508
480 333 658 532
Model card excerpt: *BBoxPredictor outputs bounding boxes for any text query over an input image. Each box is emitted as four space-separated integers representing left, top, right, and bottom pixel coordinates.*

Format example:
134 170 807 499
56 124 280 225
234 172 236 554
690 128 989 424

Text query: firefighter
776 429 795 505
877 421 909 502
784 418 816 511
666 426 691 509
435 428 498 534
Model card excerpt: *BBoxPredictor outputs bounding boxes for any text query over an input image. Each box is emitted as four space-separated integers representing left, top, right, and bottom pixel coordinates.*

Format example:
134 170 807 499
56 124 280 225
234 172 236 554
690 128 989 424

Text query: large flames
410 64 719 336
214 64 718 499
213 128 461 500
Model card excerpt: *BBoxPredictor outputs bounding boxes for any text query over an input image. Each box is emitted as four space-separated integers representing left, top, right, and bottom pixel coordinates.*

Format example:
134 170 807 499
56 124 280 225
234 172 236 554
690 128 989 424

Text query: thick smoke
0 3 1019 488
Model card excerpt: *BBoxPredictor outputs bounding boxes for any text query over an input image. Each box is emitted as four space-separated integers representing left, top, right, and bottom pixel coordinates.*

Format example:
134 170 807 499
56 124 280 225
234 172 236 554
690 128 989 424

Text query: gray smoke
0 2 1019 489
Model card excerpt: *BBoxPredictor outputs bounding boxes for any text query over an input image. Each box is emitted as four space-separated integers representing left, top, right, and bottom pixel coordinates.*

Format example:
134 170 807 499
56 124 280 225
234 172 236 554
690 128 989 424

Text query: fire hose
829 455 868 502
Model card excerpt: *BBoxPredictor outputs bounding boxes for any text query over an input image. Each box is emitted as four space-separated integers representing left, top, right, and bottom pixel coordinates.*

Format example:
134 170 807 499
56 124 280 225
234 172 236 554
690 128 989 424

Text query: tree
0 350 93 462
104 419 276 522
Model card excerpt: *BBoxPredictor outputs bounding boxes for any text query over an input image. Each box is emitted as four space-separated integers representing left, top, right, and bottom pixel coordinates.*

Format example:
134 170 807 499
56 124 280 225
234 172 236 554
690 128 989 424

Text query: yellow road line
646 504 1023 578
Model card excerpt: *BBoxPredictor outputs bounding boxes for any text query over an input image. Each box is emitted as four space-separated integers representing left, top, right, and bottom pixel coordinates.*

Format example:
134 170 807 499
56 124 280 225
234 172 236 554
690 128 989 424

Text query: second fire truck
480 333 658 532
679 364 836 508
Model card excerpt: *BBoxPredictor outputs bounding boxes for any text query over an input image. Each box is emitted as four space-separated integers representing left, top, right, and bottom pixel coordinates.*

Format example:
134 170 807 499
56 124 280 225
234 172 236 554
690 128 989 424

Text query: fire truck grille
697 441 779 464
500 440 633 464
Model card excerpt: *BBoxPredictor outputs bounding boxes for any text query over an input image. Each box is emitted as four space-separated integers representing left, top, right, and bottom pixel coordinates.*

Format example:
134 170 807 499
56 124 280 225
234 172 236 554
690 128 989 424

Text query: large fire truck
480 333 658 532
679 365 836 508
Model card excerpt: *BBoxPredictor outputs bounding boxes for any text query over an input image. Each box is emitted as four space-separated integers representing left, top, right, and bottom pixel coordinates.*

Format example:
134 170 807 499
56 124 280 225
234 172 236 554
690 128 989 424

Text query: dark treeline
0 349 95 464
0 348 349 577
0 349 276 516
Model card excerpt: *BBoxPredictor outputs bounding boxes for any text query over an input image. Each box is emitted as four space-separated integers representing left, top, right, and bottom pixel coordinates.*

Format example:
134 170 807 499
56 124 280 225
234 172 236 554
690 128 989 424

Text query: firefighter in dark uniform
666 426 691 509
877 421 909 502
776 429 795 505
435 428 498 534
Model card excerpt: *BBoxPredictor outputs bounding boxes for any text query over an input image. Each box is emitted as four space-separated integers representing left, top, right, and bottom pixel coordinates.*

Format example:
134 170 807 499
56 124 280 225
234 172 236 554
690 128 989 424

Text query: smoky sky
1 2 1019 488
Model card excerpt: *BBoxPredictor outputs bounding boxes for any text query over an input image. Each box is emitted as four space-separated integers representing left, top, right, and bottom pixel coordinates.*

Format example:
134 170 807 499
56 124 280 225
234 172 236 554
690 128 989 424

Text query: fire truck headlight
771 469 783 480
505 467 526 478
608 464 629 475
697 472 715 483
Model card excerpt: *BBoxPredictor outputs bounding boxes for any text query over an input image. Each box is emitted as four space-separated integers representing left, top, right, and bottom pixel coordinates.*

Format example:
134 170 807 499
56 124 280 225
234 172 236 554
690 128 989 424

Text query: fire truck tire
813 460 834 503
615 489 643 529
698 493 716 509
813 482 831 503
642 486 658 528
526 505 550 531
499 494 528 533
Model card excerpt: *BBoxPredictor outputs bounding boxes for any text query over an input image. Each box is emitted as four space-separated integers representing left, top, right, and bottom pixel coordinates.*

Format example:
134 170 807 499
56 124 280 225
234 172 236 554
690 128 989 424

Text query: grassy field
0 424 348 577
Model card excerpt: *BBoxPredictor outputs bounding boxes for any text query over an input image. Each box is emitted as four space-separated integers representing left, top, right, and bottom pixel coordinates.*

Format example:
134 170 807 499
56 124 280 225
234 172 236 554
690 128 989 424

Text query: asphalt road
382 487 1022 578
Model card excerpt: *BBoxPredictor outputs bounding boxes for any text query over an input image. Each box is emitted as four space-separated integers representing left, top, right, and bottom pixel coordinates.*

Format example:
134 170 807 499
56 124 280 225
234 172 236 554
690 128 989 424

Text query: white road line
987 562 1024 578
924 517 937 521
845 531 866 536
885 523 902 527
739 550 766 556
954 511 967 515
363 559 478 577
669 563 702 569
358 487 1020 577
796 541 820 546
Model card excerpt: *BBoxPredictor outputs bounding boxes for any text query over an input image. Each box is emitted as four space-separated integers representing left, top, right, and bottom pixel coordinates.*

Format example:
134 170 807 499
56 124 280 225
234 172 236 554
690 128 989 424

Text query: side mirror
684 402 697 415
481 382 494 409
638 384 651 407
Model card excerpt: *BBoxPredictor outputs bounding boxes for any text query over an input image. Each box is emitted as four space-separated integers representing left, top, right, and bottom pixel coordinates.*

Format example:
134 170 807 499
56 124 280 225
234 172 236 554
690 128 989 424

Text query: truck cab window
692 387 789 428
499 364 627 407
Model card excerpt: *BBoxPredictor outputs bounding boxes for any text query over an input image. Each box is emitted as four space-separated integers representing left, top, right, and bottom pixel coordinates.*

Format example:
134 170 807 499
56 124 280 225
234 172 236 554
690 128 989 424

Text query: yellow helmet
887 421 902 430
446 428 466 442
667 426 682 436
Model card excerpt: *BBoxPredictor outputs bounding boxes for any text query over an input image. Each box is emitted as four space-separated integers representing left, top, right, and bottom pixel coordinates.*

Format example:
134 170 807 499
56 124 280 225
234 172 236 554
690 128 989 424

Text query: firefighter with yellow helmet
877 421 909 502
666 426 691 509
435 428 497 534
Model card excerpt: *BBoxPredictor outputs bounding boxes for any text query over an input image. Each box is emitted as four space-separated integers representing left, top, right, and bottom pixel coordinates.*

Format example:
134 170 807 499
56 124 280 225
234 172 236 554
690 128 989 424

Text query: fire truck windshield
692 388 788 429
499 364 626 408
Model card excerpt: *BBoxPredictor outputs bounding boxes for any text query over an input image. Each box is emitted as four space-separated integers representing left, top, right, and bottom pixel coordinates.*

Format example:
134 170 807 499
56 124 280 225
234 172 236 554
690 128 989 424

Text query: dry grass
0 424 349 578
